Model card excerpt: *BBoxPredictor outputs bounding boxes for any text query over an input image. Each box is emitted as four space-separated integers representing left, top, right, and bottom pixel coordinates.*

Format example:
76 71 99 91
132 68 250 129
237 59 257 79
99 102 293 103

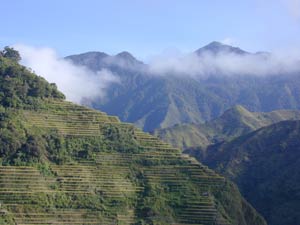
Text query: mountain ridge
67 42 300 132
154 105 300 150
0 48 266 225
201 120 300 225
195 41 250 55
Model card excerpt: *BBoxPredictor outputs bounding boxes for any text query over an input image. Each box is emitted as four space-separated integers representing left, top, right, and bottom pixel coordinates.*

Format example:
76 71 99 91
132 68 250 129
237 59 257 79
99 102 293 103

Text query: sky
1 0 300 59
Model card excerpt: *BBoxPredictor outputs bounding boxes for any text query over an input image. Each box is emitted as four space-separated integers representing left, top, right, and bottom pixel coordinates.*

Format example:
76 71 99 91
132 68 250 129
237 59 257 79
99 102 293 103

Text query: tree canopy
1 46 21 62
0 47 65 108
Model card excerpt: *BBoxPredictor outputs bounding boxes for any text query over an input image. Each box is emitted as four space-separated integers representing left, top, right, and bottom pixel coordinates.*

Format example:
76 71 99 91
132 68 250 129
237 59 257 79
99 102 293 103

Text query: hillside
0 50 266 224
67 42 300 132
200 120 300 225
154 105 300 150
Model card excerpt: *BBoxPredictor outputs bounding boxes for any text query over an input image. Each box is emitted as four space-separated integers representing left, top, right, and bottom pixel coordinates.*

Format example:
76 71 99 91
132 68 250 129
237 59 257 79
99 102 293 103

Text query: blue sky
1 0 300 59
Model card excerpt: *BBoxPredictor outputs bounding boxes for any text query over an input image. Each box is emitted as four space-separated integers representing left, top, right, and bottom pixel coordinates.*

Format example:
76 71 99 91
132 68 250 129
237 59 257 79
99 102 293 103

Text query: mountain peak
116 51 135 60
114 51 143 66
222 105 252 118
66 51 109 59
196 41 249 55
206 41 225 48
232 105 249 113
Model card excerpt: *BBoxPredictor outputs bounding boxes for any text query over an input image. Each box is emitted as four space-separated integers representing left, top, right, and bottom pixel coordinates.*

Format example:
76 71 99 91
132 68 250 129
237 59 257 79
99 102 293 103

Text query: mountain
65 51 109 71
195 41 249 55
67 42 300 132
0 49 266 224
155 105 300 225
154 105 300 150
201 120 300 225
66 50 144 71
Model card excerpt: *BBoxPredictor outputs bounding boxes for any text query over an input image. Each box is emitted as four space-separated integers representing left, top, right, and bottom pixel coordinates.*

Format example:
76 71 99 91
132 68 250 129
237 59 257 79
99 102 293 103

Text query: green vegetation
154 105 300 152
155 104 300 225
0 47 65 109
1 46 21 62
0 50 266 224
67 46 300 132
202 120 300 225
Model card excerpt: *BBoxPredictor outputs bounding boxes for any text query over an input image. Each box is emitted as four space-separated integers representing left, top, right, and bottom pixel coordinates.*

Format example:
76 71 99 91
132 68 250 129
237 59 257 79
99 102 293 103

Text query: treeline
0 47 65 108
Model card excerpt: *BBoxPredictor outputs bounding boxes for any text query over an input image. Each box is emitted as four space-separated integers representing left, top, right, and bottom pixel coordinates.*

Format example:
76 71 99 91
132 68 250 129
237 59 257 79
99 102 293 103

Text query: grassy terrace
0 99 228 225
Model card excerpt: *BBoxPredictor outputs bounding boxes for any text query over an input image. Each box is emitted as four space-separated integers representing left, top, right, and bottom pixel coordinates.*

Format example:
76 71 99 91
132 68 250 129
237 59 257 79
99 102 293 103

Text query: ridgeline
0 49 265 225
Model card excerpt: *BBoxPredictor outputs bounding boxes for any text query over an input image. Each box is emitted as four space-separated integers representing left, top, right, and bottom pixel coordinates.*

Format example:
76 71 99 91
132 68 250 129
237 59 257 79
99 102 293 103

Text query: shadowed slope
67 43 300 132
0 53 266 225
202 120 300 225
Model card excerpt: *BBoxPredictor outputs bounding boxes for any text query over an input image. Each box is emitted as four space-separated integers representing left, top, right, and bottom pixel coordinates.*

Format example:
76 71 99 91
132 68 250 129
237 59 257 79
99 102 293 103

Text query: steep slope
0 50 266 224
67 42 300 132
201 120 300 225
154 105 300 150
0 53 65 107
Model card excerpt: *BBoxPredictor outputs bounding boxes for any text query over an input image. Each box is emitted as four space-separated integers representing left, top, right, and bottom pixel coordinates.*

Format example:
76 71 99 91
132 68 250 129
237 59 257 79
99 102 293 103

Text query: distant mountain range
195 41 250 55
0 47 267 225
154 105 300 150
67 42 300 132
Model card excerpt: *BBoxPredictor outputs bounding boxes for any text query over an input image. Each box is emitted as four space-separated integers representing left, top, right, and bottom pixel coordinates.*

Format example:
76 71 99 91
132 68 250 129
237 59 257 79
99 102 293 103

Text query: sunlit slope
154 105 300 150
0 99 265 225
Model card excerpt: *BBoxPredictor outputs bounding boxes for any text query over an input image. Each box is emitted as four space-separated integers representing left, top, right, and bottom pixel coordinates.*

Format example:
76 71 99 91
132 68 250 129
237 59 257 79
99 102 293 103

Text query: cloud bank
14 44 119 103
13 44 300 104
148 50 300 77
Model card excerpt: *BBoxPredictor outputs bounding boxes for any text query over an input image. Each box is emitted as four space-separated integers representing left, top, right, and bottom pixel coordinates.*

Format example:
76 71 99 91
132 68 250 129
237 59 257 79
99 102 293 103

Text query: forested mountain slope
201 120 300 225
0 49 266 225
154 105 300 150
67 42 300 132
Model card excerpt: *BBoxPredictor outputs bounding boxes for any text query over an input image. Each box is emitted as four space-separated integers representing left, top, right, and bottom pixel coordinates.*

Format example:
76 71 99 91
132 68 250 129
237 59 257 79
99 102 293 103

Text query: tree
2 46 21 62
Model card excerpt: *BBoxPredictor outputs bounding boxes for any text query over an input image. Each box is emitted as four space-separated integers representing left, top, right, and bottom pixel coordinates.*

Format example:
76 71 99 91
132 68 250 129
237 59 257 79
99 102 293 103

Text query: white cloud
14 44 119 103
148 49 300 77
13 43 300 99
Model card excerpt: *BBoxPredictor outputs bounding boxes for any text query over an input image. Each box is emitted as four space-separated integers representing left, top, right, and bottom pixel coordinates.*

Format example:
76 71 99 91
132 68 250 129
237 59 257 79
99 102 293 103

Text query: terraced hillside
0 52 265 225
0 99 266 225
